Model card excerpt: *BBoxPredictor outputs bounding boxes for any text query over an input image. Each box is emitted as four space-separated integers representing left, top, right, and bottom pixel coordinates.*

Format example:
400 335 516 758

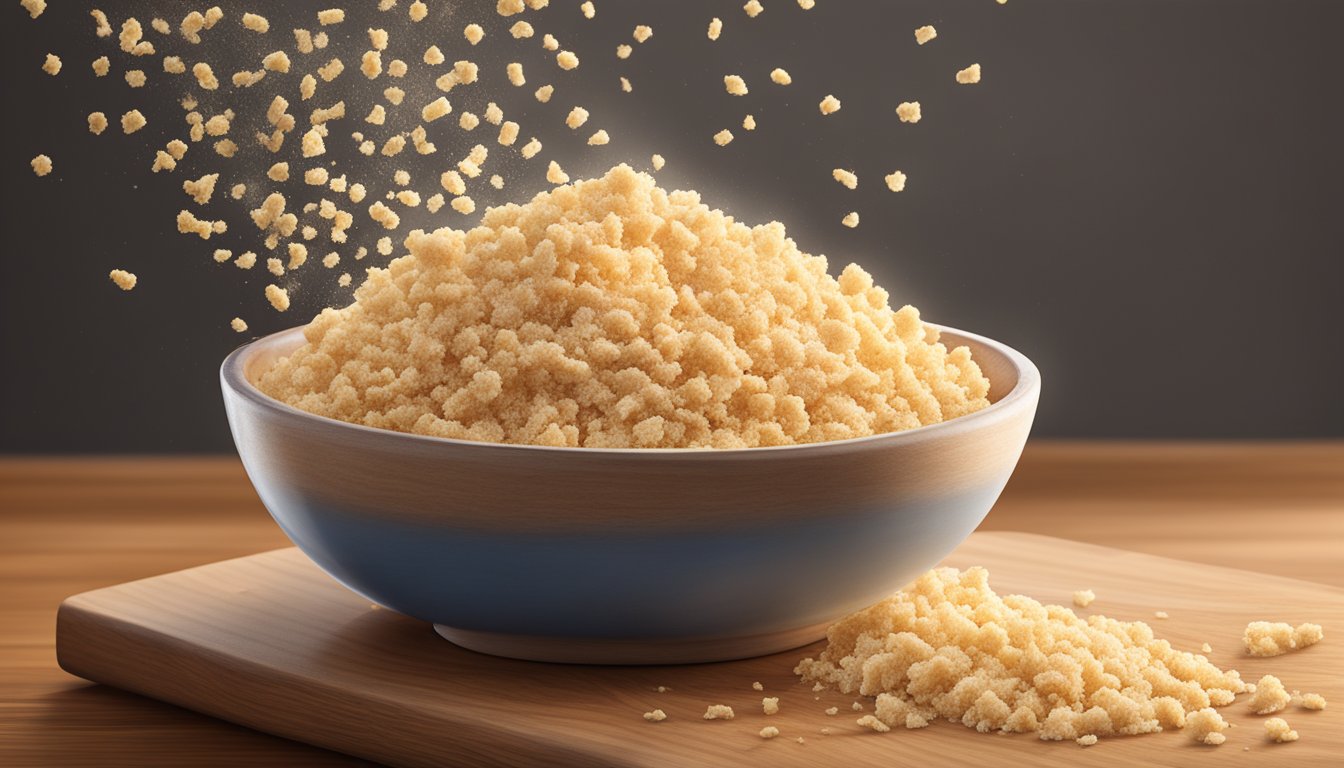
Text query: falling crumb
1299 692 1326 710
450 195 475 214
819 95 841 115
267 258 284 276
20 0 45 19
485 102 503 124
361 50 383 78
615 44 632 60
507 62 526 86
183 174 219 205
759 726 780 739
409 1 428 22
322 252 341 268
499 121 520 146
534 84 554 103
317 9 345 25
235 252 257 269
896 101 922 123
587 129 610 146
581 1 595 18
1154 611 1169 620
464 24 484 44
193 62 219 90
305 168 330 186
957 64 982 84
288 243 309 270
724 75 748 96
1077 734 1098 747
424 45 444 65
124 70 146 87
744 0 764 18
520 137 542 159
41 53 61 76
1071 590 1096 607
752 682 764 691
265 284 290 312
1201 642 1213 653
703 705 735 721
489 174 504 190
832 169 857 189
841 212 859 228
713 129 734 146
763 697 780 715
30 154 53 176
643 709 667 722
884 171 907 192
92 56 110 76
852 702 864 712
121 110 147 134
565 107 589 129
769 68 791 86
708 18 722 40
1244 622 1325 657
212 249 232 264
369 201 401 229
510 21 533 38
376 236 393 256
458 111 479 130
824 707 838 716
1264 717 1299 743
556 50 579 70
387 59 408 77
317 58 344 82
231 317 248 333
633 25 653 43
651 153 665 171
542 33 559 51
338 273 353 287
109 269 137 291
915 25 937 45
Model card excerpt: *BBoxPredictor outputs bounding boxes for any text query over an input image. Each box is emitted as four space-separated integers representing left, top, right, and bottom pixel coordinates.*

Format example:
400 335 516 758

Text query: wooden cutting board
55 532 1341 767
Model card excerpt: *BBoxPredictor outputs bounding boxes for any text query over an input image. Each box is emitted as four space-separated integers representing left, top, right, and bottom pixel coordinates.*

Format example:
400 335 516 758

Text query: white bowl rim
222 322 1040 460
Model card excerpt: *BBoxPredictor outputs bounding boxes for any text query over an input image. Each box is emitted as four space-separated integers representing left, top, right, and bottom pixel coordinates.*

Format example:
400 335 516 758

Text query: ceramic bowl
221 324 1039 664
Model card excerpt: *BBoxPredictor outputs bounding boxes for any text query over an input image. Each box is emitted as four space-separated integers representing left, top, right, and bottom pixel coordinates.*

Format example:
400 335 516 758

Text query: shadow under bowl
221 324 1039 664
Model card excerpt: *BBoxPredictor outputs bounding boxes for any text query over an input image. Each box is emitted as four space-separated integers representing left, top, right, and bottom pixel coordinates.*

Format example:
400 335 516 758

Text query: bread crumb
752 682 764 691
744 1 764 18
338 273 353 287
322 252 341 268
770 68 791 85
1077 734 1098 746
759 726 780 739
317 58 344 82
819 95 841 115
832 169 857 190
87 113 109 135
193 62 219 90
1186 708 1230 745
464 23 484 44
450 196 475 214
534 84 555 103
798 567 1249 743
633 25 653 43
615 44 632 60
915 25 937 45
91 9 111 36
896 101 922 123
841 212 859 228
212 249 232 264
1264 717 1299 743
305 168 330 186
703 705 735 720
507 62 526 86
884 171 907 192
265 284 290 312
121 110 148 134
387 59 408 77
643 709 667 722
30 154 53 177
708 17 723 40
856 715 889 733
1201 642 1213 653
317 9 345 25
361 50 383 79
183 174 219 204
1244 622 1325 657
499 121 520 146
556 50 580 70
20 0 45 19
92 56 110 76
510 21 533 38
520 137 542 159
1250 675 1291 714
287 243 308 270
423 97 452 122
369 201 401 229
651 153 665 171
235 252 257 269
763 697 780 715
587 129 610 146
724 75 748 95
408 1 428 22
267 258 284 276
424 45 444 65
1154 611 1169 620
485 102 503 125
242 13 269 34
384 86 406 105
109 269 137 291
542 33 559 51
957 64 982 84
565 106 590 129
231 317 248 333
41 53 61 76
489 174 504 190
713 129 734 146
824 706 839 715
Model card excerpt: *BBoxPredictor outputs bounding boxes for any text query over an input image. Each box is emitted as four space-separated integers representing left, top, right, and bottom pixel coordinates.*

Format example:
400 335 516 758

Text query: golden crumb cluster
1243 621 1324 657
796 567 1249 743
259 165 991 448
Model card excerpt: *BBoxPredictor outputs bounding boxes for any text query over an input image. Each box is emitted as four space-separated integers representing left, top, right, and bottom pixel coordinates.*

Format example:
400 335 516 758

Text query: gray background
2 0 1341 453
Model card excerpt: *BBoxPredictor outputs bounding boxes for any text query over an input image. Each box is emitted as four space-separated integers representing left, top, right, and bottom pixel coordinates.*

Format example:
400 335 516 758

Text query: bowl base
432 621 831 665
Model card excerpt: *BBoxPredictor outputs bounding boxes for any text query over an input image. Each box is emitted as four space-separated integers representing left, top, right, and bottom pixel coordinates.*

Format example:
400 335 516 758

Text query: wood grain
54 534 1343 768
2 442 1342 766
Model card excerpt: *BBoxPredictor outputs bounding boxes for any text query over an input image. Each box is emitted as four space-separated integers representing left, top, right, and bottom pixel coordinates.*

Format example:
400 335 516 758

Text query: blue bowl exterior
222 325 1039 645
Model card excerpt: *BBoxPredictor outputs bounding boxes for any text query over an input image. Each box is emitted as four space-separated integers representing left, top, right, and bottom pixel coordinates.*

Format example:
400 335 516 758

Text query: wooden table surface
3 441 1342 767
